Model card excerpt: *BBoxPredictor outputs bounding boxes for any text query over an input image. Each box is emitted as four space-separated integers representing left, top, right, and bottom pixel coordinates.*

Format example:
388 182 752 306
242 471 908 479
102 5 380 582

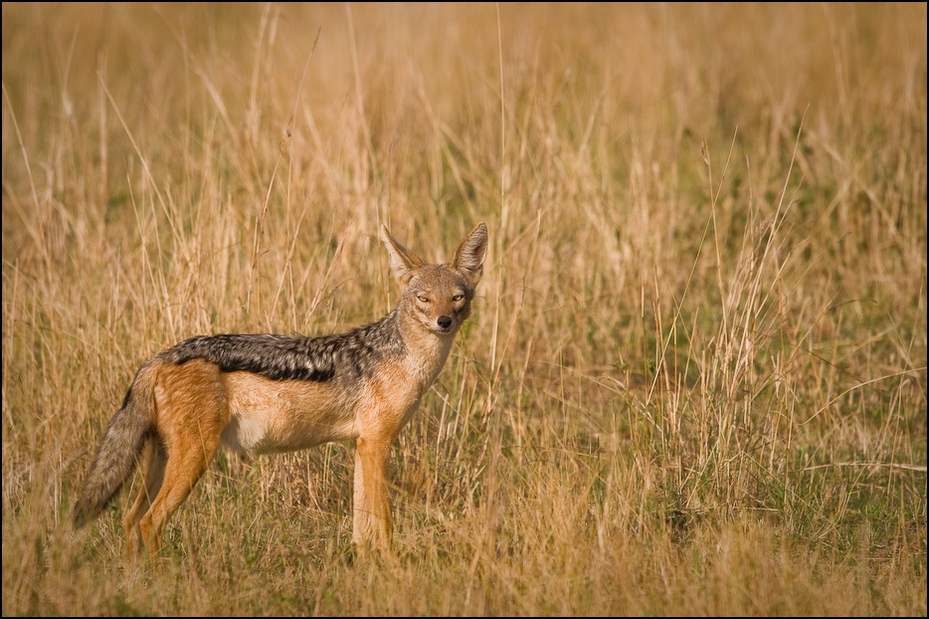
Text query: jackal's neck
388 306 457 388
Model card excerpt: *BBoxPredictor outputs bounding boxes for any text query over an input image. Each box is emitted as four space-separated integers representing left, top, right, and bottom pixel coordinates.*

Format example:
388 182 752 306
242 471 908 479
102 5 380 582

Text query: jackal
73 222 488 559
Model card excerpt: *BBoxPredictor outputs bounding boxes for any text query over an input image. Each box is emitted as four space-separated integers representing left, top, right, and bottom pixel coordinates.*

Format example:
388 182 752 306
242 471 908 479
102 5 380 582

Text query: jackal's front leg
352 436 392 552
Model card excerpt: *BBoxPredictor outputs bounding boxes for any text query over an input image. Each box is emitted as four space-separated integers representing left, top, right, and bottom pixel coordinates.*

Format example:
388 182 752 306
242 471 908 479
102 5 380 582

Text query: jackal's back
161 316 407 384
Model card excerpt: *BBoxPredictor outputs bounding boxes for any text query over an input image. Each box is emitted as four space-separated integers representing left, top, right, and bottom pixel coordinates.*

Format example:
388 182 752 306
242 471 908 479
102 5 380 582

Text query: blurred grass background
2 2 926 615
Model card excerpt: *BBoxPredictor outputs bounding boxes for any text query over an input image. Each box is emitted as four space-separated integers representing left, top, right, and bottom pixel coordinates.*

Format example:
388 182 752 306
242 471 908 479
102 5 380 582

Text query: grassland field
2 2 926 616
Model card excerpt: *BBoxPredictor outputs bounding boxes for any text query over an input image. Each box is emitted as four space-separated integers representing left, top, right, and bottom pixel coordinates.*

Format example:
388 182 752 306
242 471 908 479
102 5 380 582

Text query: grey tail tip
72 507 88 530
72 499 98 530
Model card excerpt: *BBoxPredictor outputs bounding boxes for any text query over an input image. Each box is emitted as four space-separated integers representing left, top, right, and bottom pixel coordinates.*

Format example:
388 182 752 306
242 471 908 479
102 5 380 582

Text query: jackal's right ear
381 225 424 286
453 222 488 287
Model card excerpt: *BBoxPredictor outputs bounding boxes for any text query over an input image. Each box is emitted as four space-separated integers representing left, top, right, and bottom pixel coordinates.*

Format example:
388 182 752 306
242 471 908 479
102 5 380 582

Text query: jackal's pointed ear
453 222 488 287
381 225 424 286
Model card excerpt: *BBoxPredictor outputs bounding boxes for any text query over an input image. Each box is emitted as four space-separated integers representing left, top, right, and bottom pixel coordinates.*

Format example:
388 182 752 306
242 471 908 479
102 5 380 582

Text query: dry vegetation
2 2 926 615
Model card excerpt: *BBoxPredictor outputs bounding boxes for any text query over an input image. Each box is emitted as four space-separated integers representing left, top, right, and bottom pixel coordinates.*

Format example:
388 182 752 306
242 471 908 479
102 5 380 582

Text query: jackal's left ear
453 222 488 287
381 225 424 286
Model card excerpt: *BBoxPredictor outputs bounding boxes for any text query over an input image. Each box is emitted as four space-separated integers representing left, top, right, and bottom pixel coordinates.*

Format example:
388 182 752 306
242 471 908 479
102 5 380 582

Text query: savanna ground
2 2 926 616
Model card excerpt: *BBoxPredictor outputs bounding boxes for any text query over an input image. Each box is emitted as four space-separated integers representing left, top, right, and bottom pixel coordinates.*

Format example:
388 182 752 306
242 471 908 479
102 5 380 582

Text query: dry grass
2 2 926 615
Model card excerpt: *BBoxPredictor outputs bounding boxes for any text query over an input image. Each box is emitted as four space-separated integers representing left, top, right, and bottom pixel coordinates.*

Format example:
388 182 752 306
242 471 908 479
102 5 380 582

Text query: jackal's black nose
437 316 453 330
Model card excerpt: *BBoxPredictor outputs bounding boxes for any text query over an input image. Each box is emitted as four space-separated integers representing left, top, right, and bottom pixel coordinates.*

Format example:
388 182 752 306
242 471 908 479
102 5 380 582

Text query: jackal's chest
354 358 434 431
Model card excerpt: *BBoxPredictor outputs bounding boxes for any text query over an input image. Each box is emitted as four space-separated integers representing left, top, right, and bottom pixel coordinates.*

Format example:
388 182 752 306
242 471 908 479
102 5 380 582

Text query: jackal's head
381 222 488 336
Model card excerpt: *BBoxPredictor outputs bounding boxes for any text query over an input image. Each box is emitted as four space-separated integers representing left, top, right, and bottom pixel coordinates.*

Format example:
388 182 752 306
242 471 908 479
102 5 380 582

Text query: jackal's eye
452 293 464 302
417 294 429 303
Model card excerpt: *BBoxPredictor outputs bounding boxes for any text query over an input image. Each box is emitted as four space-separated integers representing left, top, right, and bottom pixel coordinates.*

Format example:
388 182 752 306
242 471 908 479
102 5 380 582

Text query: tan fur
73 223 488 559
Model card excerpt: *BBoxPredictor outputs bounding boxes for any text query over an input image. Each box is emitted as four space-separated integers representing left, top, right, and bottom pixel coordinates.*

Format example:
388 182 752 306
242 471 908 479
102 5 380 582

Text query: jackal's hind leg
123 442 167 560
135 435 219 557
129 358 228 558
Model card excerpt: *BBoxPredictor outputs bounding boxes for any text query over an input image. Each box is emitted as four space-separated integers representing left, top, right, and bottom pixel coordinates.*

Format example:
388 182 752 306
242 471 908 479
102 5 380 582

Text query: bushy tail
73 363 156 528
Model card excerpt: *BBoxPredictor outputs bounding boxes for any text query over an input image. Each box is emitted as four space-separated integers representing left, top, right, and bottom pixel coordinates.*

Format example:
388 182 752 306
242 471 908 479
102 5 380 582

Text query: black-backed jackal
73 223 488 559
